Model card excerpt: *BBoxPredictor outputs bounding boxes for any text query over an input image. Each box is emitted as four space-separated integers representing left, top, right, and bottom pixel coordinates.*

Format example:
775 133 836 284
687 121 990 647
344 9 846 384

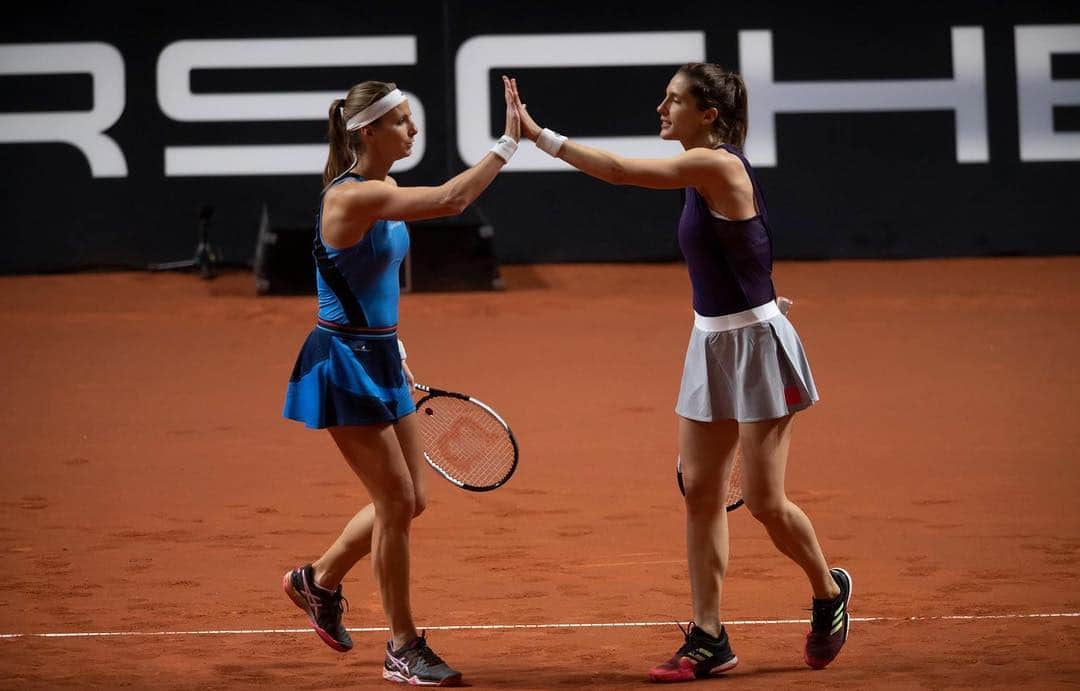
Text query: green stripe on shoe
831 608 845 634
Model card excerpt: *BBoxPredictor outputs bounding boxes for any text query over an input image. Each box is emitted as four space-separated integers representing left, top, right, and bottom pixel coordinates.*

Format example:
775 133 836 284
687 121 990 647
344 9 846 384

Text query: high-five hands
507 78 542 142
501 75 521 142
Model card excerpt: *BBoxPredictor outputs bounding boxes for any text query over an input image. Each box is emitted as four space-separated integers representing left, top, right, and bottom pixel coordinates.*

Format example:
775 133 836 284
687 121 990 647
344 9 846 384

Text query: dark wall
3 1 1077 273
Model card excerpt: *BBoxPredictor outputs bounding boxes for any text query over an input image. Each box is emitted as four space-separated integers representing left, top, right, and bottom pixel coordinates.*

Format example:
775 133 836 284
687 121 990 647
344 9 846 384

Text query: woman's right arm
341 157 504 223
336 76 520 225
509 78 724 191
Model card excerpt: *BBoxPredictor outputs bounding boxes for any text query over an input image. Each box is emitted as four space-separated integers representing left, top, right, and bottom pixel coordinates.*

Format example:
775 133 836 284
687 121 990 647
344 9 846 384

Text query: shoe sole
281 570 352 653
648 656 739 683
382 668 463 686
805 567 853 669
708 657 739 676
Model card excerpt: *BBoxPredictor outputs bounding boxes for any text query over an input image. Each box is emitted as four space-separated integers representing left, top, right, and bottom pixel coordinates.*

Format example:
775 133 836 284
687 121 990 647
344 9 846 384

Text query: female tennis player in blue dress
508 67 852 681
281 76 520 687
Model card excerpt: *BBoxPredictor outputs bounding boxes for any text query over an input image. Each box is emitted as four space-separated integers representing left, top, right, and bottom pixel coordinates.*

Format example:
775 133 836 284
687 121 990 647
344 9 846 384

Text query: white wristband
397 338 407 360
489 135 518 163
536 128 567 157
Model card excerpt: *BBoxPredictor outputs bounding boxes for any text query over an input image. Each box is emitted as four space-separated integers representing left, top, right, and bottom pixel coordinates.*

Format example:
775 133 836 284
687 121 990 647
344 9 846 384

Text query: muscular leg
392 413 429 520
312 415 428 590
326 424 420 650
312 504 375 590
739 415 838 599
679 416 739 637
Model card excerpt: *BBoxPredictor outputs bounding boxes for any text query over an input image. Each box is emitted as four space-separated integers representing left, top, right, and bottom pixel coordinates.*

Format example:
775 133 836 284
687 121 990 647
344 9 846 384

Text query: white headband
343 88 406 131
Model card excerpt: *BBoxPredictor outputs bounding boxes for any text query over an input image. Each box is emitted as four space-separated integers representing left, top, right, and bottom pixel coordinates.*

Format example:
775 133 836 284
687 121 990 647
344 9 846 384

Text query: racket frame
412 383 519 492
676 454 744 512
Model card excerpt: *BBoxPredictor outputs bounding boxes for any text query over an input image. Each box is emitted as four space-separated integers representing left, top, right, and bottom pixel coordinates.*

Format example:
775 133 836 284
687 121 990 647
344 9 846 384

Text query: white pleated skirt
675 301 819 423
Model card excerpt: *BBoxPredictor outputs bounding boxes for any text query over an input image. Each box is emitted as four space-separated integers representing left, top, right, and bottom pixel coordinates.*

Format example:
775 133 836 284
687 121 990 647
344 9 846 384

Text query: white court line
1 612 1077 640
577 559 686 568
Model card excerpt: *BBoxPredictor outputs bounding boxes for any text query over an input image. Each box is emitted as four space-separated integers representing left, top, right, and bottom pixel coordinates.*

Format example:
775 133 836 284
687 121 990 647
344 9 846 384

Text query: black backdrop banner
3 1 1077 273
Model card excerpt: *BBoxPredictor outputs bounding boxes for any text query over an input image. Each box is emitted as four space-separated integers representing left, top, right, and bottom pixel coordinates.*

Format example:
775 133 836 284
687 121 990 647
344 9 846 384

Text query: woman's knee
683 480 724 515
411 490 427 519
376 492 416 526
745 496 789 525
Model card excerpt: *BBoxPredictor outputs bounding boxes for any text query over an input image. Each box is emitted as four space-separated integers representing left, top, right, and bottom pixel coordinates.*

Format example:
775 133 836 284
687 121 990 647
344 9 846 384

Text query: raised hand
509 78 542 142
501 75 521 142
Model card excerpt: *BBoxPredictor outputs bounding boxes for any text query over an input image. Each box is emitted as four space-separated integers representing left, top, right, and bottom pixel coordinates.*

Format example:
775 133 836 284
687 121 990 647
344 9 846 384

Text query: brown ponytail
323 98 351 187
322 81 398 187
677 63 748 149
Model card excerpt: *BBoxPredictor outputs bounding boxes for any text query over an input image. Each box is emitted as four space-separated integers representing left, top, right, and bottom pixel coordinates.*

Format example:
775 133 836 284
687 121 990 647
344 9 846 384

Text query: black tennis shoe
648 622 738 683
804 567 853 669
282 564 353 652
383 632 462 686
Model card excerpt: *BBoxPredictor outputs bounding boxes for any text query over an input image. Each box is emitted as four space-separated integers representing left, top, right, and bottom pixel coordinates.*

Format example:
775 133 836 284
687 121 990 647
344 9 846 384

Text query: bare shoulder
321 179 388 247
385 175 399 187
329 177 392 202
712 147 748 180
325 178 393 217
694 147 754 215
698 148 752 200
678 147 737 180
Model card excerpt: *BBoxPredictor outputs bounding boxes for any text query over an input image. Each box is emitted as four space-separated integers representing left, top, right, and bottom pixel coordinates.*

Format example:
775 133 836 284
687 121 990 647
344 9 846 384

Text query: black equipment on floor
149 205 220 279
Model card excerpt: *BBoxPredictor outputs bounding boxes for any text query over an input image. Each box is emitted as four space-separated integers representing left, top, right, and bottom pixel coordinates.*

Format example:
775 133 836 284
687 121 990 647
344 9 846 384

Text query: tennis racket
676 451 744 512
412 383 518 491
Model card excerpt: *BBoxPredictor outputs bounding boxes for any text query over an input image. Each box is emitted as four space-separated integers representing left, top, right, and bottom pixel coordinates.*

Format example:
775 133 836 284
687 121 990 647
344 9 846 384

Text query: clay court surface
1 258 1078 688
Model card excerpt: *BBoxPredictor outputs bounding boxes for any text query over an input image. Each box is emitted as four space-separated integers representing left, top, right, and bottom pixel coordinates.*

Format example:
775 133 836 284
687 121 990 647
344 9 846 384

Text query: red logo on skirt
784 386 802 406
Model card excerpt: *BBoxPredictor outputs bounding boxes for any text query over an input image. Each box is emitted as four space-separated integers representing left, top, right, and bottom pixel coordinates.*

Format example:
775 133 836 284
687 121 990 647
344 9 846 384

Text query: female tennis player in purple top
280 76 519 687
508 67 852 680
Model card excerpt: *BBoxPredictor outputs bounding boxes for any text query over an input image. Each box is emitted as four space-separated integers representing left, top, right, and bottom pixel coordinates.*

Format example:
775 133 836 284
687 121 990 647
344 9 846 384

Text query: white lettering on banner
740 28 988 167
157 36 425 176
3 27 1074 178
0 42 127 177
165 96 427 176
455 32 704 171
1016 25 1080 162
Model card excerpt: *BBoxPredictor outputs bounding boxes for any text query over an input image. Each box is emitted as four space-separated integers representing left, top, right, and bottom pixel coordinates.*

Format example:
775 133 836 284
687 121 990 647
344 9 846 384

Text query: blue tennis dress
283 173 416 428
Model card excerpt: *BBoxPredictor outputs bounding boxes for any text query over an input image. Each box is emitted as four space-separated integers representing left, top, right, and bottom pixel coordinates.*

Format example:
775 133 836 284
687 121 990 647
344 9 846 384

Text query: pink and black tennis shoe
649 622 738 683
804 567 853 669
282 564 352 652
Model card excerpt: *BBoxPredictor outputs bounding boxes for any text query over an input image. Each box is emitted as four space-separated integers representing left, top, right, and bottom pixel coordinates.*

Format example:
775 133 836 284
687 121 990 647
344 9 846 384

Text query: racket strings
725 452 743 508
426 416 510 484
418 397 514 486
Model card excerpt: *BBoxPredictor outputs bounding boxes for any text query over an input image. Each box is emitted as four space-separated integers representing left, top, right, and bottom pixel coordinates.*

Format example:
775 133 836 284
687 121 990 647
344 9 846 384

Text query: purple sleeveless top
677 144 776 317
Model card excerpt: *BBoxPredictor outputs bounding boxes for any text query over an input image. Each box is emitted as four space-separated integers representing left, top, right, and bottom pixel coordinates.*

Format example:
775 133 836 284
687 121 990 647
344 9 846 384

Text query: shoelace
411 632 447 667
337 594 349 616
315 588 348 620
809 598 838 633
674 622 698 657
